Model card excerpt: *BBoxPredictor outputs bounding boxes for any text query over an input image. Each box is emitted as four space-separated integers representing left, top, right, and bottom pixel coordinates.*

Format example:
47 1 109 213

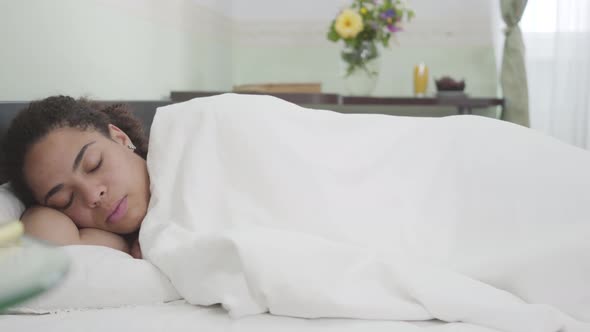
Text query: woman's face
23 125 150 234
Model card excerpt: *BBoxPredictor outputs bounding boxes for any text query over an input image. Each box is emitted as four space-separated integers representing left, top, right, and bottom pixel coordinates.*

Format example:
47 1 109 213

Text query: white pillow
0 183 25 224
9 245 181 313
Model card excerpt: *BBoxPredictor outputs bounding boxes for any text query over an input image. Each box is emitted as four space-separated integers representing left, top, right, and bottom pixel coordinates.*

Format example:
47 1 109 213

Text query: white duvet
140 94 590 332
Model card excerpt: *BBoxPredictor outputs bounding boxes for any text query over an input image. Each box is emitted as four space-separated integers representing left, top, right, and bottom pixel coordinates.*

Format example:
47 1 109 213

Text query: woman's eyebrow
43 141 96 205
72 141 96 171
44 184 64 205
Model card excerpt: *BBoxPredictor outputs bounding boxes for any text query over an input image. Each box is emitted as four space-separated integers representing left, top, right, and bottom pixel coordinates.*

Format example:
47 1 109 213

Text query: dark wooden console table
170 91 504 116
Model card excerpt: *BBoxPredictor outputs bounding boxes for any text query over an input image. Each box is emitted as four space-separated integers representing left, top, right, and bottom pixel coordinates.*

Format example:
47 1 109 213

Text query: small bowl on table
435 76 466 97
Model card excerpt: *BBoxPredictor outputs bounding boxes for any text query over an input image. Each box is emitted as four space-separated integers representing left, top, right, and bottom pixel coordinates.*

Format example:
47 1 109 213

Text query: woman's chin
112 204 147 234
110 216 143 234
119 222 142 234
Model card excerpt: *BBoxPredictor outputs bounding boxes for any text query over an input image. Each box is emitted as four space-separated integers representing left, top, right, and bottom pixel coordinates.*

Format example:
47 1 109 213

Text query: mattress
0 300 496 332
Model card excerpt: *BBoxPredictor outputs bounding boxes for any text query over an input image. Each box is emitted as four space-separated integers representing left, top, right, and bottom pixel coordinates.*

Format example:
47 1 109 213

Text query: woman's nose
80 184 106 208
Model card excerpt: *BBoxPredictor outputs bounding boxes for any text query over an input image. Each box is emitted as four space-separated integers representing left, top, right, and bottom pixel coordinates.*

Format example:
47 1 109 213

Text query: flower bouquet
327 0 414 94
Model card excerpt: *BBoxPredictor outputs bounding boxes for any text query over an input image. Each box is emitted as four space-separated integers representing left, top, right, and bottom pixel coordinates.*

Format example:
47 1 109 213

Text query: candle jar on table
413 63 429 97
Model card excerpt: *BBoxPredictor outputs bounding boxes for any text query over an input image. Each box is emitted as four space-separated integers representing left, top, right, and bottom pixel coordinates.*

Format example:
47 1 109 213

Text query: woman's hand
22 206 130 254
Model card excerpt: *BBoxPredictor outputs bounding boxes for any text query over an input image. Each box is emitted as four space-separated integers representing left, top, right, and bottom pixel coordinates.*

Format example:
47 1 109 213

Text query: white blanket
140 94 590 332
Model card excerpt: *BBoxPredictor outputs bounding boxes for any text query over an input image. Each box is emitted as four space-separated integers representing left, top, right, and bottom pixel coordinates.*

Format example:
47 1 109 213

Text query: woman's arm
21 206 130 253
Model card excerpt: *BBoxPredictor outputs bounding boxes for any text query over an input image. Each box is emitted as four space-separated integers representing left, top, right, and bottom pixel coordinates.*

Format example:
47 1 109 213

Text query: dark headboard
0 100 174 183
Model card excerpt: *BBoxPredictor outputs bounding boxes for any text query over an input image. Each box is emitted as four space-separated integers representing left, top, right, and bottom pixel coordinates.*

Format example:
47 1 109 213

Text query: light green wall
234 46 498 97
0 0 233 101
234 45 499 117
0 0 500 118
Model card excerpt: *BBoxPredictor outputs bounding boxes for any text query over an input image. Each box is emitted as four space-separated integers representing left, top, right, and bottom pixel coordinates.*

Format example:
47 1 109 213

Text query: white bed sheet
0 301 502 332
139 94 590 332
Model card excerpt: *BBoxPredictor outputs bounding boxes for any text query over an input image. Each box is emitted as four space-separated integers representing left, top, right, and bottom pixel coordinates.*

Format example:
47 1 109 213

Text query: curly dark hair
1 95 149 206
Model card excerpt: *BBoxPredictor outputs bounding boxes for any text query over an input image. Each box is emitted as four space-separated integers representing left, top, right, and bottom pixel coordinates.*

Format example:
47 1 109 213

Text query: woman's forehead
25 128 105 167
48 126 104 138
40 127 109 148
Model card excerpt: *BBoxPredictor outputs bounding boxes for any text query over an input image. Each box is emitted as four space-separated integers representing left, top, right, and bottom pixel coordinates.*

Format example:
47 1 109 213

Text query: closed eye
59 194 74 211
89 157 103 173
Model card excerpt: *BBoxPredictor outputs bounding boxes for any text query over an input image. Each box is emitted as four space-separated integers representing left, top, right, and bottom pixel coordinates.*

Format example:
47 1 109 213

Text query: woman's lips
107 196 128 224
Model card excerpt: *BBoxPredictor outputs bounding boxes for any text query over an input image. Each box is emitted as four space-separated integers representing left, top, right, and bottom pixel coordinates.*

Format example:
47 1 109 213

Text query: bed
2 301 457 332
0 96 588 332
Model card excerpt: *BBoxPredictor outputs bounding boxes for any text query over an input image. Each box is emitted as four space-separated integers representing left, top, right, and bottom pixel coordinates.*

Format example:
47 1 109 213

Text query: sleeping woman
1 96 150 258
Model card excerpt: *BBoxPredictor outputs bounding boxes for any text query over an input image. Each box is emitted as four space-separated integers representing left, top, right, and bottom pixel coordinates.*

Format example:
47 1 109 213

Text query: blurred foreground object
0 221 69 311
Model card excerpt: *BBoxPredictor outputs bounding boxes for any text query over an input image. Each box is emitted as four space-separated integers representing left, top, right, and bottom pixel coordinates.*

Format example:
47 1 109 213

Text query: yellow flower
335 9 364 39
360 7 368 15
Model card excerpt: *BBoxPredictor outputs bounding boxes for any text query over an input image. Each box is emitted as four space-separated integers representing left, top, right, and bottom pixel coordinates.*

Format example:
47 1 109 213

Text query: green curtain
500 0 529 127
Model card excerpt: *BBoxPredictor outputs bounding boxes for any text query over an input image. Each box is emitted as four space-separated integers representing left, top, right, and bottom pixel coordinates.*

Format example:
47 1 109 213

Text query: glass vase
341 41 380 96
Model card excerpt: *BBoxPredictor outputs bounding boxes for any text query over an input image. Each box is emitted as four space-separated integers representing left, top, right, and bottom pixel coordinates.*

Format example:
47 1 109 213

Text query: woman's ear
108 124 133 148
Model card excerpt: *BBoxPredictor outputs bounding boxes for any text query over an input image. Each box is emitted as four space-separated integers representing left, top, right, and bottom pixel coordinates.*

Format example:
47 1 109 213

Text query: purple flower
380 9 396 20
387 24 402 32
